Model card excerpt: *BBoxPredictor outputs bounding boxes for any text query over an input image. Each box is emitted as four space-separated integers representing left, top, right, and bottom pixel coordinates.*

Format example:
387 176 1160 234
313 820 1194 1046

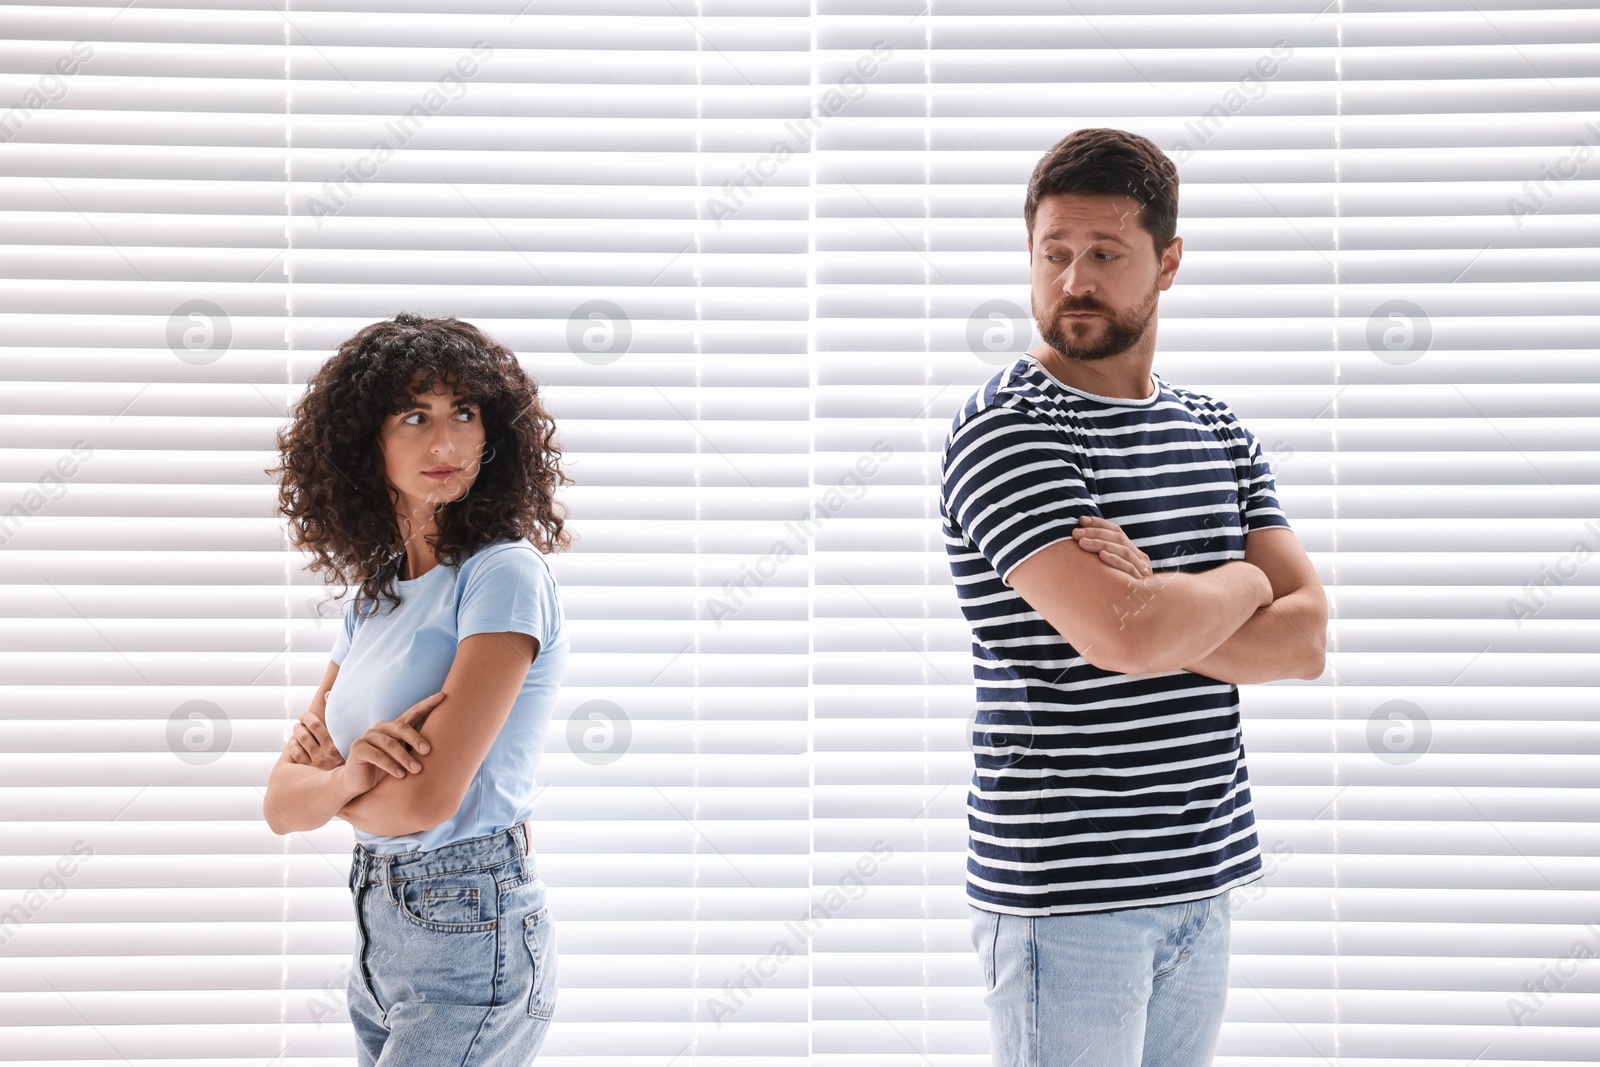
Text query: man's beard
1035 284 1159 363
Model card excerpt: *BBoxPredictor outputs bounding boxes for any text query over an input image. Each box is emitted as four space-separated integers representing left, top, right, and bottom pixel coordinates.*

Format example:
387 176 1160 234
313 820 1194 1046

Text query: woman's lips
423 468 459 479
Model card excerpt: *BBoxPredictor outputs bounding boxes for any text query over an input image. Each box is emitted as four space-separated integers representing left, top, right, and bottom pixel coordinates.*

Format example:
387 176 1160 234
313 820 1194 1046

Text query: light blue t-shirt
325 537 568 854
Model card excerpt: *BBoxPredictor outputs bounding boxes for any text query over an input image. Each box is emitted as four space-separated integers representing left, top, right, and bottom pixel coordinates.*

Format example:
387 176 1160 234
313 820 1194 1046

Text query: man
939 127 1328 1067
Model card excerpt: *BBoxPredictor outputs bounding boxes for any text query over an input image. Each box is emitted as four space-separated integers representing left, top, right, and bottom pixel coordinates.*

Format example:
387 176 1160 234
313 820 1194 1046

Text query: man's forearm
1115 561 1270 674
1182 588 1328 684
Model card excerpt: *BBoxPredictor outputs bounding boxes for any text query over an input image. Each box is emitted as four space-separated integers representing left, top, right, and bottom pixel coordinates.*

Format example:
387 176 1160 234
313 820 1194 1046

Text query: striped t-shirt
939 357 1291 916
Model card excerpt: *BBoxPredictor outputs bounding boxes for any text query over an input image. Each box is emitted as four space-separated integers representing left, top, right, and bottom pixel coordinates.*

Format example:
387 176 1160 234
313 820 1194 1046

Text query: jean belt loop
383 853 397 904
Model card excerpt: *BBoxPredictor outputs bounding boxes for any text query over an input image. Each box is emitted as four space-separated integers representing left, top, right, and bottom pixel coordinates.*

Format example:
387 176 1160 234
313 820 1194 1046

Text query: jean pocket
522 905 558 1019
394 875 498 934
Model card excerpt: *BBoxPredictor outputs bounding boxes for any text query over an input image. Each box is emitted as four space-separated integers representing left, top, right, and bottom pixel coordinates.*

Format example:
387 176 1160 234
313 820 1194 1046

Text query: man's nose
1058 257 1094 297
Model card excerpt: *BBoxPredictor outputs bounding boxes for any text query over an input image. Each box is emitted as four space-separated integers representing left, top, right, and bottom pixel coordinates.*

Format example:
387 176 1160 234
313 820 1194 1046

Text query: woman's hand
1071 514 1153 579
285 708 344 771
338 691 445 797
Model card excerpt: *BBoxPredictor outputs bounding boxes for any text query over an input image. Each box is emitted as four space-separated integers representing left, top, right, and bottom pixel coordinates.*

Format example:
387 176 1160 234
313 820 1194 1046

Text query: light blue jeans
970 889 1232 1067
346 823 558 1065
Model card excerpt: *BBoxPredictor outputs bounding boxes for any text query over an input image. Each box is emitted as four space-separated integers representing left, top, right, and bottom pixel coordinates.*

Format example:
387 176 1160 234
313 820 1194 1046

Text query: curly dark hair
1025 127 1180 256
268 312 571 619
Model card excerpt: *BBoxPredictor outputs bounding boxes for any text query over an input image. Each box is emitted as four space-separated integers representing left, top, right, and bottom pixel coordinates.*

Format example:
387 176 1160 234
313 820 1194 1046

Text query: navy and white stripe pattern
940 357 1291 915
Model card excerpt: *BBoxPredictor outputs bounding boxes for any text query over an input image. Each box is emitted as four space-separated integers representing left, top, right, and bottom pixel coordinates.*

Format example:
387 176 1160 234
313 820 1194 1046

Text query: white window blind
1 2 1596 1065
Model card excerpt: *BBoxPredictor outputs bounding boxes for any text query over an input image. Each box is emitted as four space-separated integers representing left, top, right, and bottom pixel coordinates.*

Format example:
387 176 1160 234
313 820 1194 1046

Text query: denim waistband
350 820 532 888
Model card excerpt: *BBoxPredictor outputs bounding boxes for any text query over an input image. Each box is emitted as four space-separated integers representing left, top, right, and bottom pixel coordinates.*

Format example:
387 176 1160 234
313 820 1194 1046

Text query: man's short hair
1024 127 1180 255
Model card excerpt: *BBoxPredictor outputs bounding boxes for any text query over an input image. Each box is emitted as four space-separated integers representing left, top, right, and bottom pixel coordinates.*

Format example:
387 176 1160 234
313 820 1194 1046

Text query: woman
262 312 571 1065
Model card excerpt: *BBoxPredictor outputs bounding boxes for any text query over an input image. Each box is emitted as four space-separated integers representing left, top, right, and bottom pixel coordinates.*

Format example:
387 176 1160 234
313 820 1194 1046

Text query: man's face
1028 192 1180 363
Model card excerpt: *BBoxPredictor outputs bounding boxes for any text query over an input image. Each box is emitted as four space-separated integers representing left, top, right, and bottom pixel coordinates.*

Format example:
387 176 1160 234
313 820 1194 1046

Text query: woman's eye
400 408 475 425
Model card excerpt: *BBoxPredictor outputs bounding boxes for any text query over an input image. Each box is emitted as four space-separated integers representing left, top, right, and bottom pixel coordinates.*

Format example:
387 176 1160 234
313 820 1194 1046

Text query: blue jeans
970 889 1232 1067
346 822 558 1065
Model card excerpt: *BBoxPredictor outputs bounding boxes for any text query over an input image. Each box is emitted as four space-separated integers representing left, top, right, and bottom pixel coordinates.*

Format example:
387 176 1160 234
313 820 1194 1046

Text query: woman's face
376 375 488 521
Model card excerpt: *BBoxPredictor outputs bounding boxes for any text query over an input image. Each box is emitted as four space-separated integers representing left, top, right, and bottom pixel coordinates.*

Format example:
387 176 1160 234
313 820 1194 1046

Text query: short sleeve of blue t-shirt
457 543 558 651
330 601 355 664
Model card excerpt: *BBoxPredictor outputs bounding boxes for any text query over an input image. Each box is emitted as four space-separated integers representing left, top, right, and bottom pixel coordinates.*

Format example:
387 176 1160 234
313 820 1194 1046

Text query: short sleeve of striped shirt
940 403 1099 586
1236 424 1291 534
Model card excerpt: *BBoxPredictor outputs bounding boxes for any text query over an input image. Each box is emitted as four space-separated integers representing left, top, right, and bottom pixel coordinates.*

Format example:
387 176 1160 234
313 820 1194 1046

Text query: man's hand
285 708 345 771
1070 514 1153 579
1072 514 1272 608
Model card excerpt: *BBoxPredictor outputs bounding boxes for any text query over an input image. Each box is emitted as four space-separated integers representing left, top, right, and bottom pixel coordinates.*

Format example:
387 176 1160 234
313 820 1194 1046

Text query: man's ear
1157 234 1182 289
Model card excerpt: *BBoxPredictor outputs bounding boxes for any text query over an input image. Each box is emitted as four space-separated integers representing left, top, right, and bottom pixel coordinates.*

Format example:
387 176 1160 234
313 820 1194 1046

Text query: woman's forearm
264 757 432 838
263 760 364 836
336 782 433 837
